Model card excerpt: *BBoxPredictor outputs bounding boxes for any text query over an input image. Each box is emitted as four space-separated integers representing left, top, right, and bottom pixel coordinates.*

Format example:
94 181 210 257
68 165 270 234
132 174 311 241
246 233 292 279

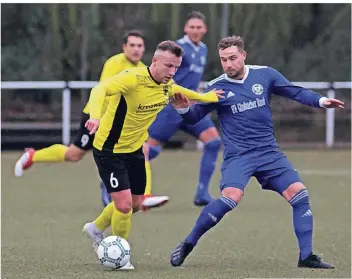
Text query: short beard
227 67 245 80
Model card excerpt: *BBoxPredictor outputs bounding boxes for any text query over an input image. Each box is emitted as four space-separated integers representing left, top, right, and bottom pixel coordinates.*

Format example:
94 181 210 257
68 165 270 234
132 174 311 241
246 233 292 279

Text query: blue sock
290 189 313 260
148 145 162 161
185 196 237 245
196 139 221 197
100 181 111 207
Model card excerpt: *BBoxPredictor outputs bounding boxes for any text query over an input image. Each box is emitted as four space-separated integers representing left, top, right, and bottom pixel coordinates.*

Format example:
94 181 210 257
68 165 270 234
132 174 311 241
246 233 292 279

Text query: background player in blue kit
170 35 344 268
146 11 222 206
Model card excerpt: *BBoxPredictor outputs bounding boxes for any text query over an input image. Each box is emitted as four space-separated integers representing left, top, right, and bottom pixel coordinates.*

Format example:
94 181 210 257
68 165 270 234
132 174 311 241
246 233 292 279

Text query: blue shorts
220 150 301 194
148 103 215 142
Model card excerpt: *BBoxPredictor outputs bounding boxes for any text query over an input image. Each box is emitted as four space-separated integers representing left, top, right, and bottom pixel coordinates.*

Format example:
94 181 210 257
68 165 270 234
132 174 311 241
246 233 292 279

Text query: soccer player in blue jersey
145 11 222 206
170 35 344 268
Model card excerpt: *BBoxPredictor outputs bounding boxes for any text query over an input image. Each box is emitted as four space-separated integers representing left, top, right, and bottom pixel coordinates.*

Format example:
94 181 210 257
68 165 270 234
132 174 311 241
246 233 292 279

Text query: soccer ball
97 236 131 269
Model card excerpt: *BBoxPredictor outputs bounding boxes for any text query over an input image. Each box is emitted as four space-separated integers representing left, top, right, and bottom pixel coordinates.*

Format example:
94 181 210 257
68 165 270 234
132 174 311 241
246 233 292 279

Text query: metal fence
1 81 351 148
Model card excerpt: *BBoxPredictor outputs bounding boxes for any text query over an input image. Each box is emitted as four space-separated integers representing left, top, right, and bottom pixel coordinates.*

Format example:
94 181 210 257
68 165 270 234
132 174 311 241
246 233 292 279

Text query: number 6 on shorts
110 173 119 188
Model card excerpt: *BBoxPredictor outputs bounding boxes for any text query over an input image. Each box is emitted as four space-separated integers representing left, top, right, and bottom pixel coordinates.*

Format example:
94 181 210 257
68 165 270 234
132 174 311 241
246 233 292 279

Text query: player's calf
171 189 240 267
194 138 222 206
284 183 334 268
132 194 144 212
100 181 111 207
284 183 313 261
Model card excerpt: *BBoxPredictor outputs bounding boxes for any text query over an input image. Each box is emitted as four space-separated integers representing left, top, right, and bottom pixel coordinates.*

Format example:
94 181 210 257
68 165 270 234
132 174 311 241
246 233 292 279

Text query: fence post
325 87 335 148
62 87 71 145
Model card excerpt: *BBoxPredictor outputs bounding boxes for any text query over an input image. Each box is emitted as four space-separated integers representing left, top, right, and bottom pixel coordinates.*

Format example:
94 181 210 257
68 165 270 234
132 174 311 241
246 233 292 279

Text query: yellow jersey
82 53 145 115
89 66 219 153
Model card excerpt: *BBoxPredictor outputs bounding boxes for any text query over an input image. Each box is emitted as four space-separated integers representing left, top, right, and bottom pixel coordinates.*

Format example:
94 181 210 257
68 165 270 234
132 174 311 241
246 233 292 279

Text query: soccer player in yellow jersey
13 30 168 210
14 30 144 176
82 40 223 269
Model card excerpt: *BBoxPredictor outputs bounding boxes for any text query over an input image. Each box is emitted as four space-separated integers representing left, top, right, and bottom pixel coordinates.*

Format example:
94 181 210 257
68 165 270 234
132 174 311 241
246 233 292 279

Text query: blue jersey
179 65 324 159
148 36 214 142
173 35 208 90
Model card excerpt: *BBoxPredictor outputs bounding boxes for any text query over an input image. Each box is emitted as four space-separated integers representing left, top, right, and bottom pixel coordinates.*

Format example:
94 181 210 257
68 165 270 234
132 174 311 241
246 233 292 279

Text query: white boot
82 222 104 253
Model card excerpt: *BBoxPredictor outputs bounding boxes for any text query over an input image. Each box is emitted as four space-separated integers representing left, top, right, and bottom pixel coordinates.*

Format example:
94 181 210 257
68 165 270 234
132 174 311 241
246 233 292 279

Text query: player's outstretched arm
171 93 218 125
171 84 224 103
269 67 344 109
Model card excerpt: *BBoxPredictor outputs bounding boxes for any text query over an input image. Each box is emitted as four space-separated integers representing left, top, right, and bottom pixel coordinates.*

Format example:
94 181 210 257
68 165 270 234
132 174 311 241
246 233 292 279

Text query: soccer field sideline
1 150 351 279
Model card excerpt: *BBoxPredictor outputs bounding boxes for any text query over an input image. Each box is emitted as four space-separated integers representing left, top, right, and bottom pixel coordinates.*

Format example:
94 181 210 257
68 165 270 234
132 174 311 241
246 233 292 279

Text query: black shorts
93 147 146 195
72 113 94 150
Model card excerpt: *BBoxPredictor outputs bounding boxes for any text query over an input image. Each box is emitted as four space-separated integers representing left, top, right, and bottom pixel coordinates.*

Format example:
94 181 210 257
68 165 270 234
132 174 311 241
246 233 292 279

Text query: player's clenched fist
85 118 100 135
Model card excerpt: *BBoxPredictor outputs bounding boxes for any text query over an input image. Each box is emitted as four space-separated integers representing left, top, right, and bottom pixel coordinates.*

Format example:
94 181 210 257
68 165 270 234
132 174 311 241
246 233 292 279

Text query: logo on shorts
252 84 264 95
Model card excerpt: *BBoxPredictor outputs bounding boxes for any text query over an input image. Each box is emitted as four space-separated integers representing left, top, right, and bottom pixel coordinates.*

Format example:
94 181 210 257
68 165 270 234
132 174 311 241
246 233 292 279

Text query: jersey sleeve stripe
208 74 225 86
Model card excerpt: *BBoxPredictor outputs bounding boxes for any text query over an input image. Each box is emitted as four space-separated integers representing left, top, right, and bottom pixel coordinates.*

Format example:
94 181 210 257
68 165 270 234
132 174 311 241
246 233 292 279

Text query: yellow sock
32 144 68 162
144 161 152 195
94 202 115 231
111 209 132 239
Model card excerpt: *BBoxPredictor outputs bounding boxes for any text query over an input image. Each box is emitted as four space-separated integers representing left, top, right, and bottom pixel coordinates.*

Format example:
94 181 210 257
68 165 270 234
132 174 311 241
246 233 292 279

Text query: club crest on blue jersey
252 84 264 95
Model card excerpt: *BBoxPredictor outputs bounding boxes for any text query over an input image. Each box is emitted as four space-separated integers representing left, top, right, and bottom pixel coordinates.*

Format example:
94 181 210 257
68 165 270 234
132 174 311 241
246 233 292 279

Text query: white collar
183 35 202 52
224 66 249 84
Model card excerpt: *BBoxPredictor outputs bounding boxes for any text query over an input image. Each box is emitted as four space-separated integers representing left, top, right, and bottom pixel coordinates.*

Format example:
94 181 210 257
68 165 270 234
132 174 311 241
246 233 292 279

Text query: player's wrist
319 97 328 108
176 107 190 114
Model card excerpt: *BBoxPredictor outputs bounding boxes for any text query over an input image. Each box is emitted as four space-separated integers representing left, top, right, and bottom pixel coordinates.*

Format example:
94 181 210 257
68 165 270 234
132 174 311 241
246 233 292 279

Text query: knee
221 187 243 204
282 182 307 202
285 184 310 208
65 149 84 162
204 138 222 153
114 201 132 214
112 196 133 214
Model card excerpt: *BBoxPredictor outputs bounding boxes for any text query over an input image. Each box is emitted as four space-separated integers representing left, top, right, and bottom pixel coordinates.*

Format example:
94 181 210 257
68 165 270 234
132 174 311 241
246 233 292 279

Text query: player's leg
181 115 222 206
84 149 133 249
129 147 169 212
256 153 334 269
141 141 170 210
143 143 152 196
14 113 93 177
170 157 254 267
141 106 181 209
127 147 148 212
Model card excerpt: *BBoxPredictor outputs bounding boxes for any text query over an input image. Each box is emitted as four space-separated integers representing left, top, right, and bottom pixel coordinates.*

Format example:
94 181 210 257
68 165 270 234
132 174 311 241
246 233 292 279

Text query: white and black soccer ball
97 236 131 269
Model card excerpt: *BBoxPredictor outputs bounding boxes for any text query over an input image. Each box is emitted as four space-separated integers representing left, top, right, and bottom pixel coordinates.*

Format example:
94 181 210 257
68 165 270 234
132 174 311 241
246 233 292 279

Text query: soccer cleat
194 192 214 206
141 194 169 211
14 148 35 177
82 222 104 253
298 253 335 269
120 260 135 270
170 241 195 267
